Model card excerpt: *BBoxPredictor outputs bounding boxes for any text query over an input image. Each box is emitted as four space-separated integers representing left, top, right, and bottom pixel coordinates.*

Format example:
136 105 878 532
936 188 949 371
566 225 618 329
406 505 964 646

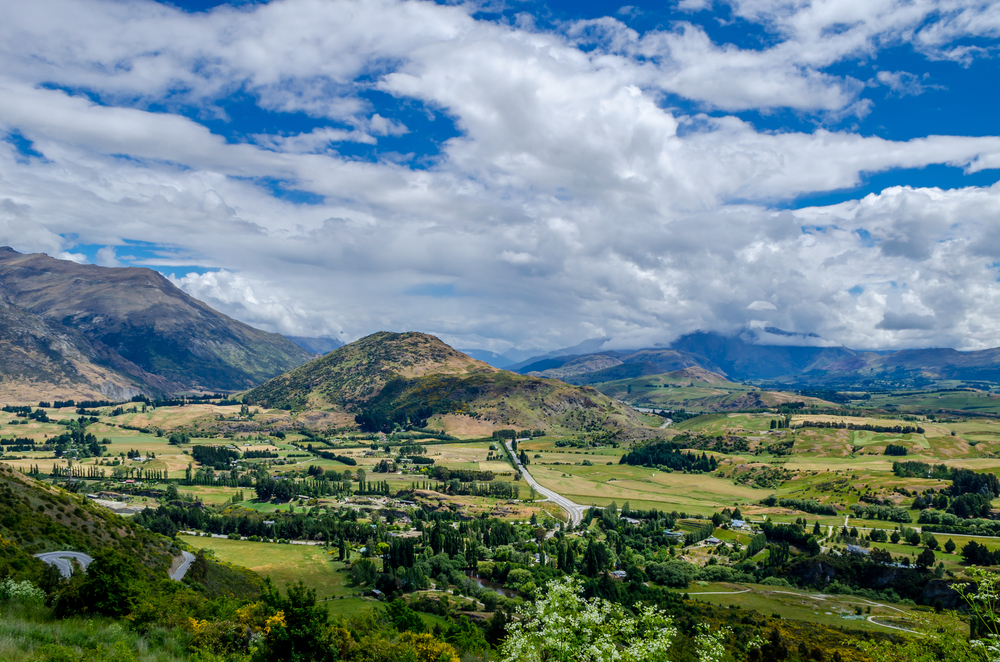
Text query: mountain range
512 328 1000 386
0 248 313 400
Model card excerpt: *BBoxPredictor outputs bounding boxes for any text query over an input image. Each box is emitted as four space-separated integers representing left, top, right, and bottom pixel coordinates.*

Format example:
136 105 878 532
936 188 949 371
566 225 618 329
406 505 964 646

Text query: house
704 536 723 545
609 570 627 580
846 545 870 556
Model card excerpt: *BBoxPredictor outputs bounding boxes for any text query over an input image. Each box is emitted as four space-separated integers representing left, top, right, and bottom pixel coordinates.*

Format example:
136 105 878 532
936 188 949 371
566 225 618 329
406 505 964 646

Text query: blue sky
1 0 1000 353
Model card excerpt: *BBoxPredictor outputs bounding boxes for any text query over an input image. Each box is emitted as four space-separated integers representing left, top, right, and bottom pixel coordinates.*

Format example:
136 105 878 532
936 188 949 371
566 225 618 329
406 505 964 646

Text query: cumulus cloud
0 0 997 354
168 270 340 337
94 245 121 267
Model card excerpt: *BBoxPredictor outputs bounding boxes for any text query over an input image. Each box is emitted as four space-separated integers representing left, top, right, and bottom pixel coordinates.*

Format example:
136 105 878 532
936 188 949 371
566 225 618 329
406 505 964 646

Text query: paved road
34 551 93 578
170 551 196 581
506 440 588 526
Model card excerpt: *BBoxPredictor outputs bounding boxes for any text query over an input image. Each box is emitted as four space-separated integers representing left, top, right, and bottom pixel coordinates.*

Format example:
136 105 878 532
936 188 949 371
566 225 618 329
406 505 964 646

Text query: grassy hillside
242 331 498 409
242 331 658 438
0 463 174 570
596 368 836 411
0 463 260 601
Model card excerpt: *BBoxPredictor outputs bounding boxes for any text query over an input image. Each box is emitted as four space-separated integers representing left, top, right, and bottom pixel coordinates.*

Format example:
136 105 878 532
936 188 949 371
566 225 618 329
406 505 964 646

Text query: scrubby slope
243 331 657 438
0 464 174 571
242 331 498 409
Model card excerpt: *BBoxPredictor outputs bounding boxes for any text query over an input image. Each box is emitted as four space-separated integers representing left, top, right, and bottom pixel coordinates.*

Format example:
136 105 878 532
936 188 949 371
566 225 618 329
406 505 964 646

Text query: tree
384 598 426 633
260 579 336 661
53 548 145 619
890 530 901 544
813 521 821 535
916 548 937 569
500 577 679 662
869 547 892 565
946 538 957 554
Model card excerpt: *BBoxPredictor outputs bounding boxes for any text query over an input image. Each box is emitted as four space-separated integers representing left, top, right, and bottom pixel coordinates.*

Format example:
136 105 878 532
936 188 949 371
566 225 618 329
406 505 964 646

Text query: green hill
0 464 173 571
242 331 656 438
0 464 260 600
596 367 836 411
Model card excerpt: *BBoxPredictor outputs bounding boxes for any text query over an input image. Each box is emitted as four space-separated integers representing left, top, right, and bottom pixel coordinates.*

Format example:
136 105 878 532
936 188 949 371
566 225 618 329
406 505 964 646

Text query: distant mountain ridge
513 329 1000 385
285 336 344 355
0 248 315 399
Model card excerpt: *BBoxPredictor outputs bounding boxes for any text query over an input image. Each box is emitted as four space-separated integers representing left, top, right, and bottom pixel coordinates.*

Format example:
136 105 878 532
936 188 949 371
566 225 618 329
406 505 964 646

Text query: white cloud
169 270 340 337
0 0 996 354
748 300 777 310
876 70 937 96
94 245 121 267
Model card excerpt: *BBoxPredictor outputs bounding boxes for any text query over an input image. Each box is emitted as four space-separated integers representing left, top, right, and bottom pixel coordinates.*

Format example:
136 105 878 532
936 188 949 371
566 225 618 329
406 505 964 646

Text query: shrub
0 578 45 604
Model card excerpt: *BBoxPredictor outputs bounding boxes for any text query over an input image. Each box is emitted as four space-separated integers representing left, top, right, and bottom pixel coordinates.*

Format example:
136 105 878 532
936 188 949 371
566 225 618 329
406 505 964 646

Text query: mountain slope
522 348 726 384
0 286 179 400
668 331 854 380
242 331 655 438
0 248 314 393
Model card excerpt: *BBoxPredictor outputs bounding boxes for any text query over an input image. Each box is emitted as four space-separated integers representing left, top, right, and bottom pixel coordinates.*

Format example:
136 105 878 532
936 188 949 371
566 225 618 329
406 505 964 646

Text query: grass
0 604 189 662
177 535 355 601
529 462 761 514
676 582 966 637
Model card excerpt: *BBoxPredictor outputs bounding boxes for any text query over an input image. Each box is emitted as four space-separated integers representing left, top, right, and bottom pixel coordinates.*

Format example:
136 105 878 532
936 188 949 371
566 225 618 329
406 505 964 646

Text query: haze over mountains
511 328 1000 386
0 248 313 399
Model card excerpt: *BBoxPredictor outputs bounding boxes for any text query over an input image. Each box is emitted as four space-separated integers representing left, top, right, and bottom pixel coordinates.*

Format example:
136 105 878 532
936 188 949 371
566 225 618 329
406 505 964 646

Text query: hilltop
0 248 314 397
242 331 655 438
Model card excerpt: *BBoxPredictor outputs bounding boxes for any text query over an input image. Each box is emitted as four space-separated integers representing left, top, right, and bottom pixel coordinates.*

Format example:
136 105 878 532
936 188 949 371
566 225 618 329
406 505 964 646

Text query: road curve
170 551 197 581
34 551 93 578
506 440 588 526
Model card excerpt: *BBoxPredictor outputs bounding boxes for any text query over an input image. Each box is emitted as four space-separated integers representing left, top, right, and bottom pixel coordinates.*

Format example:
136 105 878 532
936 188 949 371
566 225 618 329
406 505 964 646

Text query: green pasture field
862 390 1000 416
674 582 966 637
529 462 761 514
178 535 355 601
671 413 776 435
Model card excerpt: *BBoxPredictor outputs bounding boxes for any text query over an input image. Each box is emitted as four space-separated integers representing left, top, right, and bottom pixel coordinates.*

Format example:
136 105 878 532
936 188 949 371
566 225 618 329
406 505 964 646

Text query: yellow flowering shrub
399 632 461 662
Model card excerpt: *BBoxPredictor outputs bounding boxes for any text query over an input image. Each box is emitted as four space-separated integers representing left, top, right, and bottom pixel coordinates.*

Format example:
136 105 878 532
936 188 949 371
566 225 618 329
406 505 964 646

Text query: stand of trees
619 442 719 472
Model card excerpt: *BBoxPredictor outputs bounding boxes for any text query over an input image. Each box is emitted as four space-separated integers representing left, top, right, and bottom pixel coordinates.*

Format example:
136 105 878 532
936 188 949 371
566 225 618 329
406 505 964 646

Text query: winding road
36 550 196 582
506 440 588 526
170 551 196 580
33 551 93 578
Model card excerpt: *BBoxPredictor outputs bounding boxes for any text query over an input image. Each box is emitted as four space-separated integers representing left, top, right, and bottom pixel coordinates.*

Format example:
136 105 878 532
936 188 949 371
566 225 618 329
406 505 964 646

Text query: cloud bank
0 0 998 351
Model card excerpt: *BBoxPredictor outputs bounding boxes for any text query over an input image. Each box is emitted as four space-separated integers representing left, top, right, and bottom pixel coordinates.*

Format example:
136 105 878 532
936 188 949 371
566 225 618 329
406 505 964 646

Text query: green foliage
259 580 337 662
53 548 145 619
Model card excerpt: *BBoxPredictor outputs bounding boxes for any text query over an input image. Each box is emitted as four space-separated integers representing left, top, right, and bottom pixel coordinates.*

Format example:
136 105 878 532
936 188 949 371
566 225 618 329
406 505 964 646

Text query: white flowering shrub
500 577 730 662
960 567 1000 662
693 624 731 662
0 577 46 605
